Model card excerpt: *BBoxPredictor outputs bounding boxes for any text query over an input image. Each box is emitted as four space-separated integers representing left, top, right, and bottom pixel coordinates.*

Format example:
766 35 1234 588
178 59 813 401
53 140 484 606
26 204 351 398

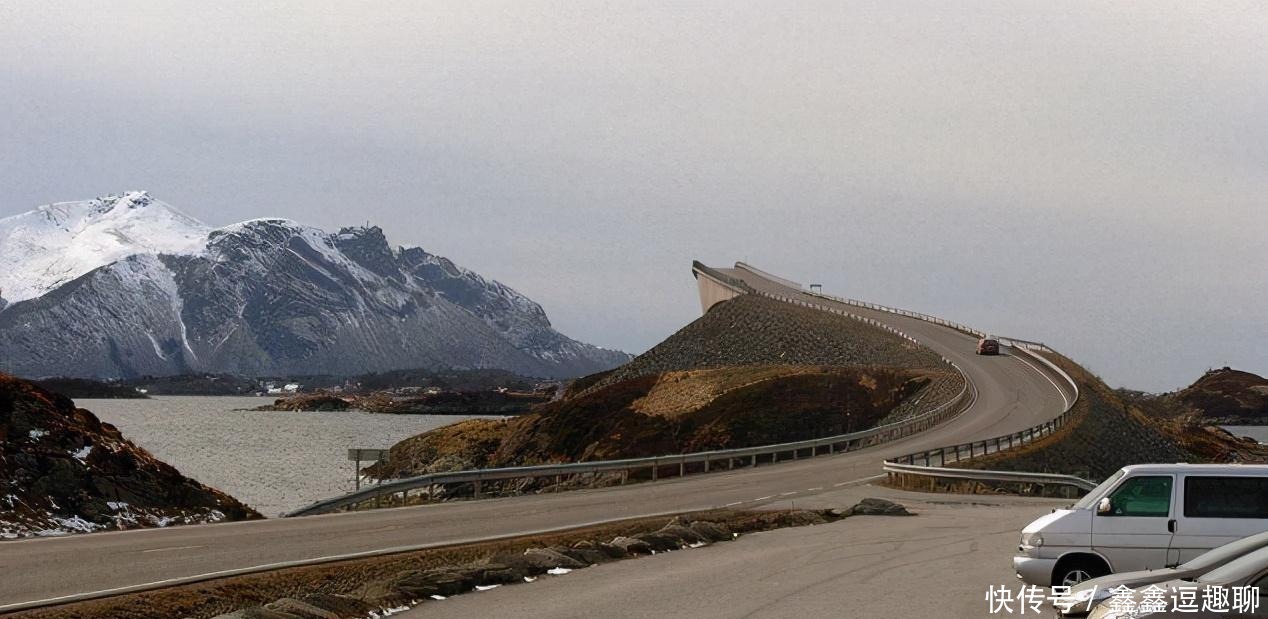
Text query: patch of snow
429 595 446 601
106 501 129 511
71 446 92 461
546 567 572 575
523 576 536 583
145 332 168 360
474 584 501 591
37 515 102 536
0 191 209 304
28 429 47 439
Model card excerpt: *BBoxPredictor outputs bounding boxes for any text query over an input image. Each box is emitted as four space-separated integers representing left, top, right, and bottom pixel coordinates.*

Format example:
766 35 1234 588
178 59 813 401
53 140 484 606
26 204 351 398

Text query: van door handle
1168 519 1177 533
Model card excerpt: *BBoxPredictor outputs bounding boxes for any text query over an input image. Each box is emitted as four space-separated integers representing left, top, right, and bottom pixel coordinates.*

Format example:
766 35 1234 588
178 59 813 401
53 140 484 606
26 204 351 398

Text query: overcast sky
1 1 1264 391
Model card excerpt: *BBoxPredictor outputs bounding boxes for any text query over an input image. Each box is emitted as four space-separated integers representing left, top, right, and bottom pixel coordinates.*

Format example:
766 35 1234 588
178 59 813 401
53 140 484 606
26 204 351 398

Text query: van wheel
1053 557 1109 588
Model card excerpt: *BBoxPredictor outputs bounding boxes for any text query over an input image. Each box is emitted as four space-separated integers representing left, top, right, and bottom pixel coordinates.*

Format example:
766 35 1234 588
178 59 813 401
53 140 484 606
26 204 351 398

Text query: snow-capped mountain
0 191 208 304
0 193 630 379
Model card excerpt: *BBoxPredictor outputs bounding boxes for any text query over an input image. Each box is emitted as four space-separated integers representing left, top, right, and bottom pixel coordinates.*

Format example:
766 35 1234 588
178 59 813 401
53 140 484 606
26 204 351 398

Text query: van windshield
1073 470 1127 510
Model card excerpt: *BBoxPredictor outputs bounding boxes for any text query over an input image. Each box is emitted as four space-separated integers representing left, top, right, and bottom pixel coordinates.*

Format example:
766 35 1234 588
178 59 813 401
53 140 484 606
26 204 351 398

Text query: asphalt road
0 266 1071 610
400 485 1070 619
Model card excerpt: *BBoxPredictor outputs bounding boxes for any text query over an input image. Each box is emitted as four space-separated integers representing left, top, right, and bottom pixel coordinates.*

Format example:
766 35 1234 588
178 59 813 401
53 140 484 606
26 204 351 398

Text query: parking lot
402 485 1068 618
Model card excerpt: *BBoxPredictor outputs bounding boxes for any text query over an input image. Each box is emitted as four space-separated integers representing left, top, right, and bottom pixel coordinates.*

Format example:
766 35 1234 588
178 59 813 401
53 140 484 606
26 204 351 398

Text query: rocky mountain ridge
0 192 629 378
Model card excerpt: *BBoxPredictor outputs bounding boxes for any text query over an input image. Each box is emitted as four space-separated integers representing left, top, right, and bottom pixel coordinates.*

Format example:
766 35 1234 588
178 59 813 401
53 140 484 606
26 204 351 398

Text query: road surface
0 264 1070 610
400 485 1068 618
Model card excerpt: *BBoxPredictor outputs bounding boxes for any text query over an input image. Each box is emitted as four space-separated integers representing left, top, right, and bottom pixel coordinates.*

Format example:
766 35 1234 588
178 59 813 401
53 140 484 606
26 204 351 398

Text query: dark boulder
844 498 913 516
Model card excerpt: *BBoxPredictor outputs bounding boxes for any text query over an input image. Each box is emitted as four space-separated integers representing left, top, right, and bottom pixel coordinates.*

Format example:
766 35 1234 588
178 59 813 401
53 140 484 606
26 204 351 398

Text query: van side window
1105 476 1172 517
1185 477 1268 519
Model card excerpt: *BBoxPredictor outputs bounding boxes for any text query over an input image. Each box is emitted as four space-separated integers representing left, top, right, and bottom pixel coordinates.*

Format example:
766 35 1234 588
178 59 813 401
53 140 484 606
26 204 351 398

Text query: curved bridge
0 262 1074 612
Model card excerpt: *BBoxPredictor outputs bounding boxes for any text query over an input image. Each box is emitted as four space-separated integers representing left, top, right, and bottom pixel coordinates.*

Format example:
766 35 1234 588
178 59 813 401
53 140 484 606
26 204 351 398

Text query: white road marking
723 502 743 507
1011 353 1071 410
779 492 798 497
140 545 205 554
808 487 823 491
755 496 774 501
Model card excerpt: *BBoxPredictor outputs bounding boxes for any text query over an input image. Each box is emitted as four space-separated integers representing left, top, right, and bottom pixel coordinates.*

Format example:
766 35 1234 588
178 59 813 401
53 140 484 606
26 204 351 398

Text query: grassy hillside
371 295 962 479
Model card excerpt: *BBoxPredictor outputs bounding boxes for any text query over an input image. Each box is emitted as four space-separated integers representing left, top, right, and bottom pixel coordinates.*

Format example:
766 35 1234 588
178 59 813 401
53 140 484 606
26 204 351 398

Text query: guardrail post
704 456 710 473
473 479 483 499
652 459 658 481
679 457 686 478
621 469 628 485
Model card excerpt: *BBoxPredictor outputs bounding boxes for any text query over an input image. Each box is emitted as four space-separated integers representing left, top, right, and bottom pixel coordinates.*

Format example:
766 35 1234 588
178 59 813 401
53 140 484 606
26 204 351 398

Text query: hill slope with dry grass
372 295 961 479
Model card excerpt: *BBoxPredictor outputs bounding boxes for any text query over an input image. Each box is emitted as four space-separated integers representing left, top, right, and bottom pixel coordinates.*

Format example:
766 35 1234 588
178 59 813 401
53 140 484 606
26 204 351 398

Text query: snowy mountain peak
0 192 632 378
0 192 210 304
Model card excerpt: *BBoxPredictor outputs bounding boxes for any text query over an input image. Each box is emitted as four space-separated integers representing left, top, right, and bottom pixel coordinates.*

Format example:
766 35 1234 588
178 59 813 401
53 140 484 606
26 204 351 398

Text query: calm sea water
81 396 487 517
1223 426 1268 444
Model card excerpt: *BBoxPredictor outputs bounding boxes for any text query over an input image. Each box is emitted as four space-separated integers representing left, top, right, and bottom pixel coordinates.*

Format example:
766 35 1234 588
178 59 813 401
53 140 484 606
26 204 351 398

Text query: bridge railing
883 462 1097 492
285 371 973 516
883 344 1086 490
766 267 1088 491
286 288 978 517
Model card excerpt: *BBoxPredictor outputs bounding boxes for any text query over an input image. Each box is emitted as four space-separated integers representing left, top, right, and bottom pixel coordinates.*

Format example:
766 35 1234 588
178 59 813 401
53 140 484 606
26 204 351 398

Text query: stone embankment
948 354 1268 484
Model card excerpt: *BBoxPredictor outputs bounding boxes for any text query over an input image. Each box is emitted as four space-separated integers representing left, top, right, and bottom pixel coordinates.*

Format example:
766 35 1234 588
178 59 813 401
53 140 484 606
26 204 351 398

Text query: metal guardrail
882 462 1097 491
289 263 1078 516
692 261 754 295
786 266 1090 491
287 287 979 517
286 371 973 516
883 343 1086 490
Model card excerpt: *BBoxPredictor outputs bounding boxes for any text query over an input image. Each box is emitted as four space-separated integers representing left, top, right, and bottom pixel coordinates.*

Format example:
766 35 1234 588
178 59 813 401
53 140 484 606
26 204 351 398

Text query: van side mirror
1097 497 1112 514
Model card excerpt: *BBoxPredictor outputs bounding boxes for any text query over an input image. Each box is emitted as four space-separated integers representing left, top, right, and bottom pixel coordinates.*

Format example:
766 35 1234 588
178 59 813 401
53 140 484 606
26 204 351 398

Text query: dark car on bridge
977 337 1000 355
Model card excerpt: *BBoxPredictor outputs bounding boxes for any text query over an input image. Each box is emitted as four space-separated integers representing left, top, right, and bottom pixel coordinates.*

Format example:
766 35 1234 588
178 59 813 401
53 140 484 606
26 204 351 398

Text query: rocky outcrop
1176 368 1268 424
354 390 548 415
253 394 352 412
0 374 259 538
840 498 913 516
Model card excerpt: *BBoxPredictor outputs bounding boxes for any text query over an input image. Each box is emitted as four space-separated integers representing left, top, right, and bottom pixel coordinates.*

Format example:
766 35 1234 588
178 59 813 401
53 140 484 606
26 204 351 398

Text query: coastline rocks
254 394 351 412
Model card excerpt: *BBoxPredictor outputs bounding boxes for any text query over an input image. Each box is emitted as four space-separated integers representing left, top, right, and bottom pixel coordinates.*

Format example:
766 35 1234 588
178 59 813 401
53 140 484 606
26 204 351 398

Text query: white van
1014 464 1268 587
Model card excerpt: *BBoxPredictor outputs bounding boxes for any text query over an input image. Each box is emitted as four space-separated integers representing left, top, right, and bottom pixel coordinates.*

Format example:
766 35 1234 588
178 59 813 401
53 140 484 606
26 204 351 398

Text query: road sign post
348 449 389 491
